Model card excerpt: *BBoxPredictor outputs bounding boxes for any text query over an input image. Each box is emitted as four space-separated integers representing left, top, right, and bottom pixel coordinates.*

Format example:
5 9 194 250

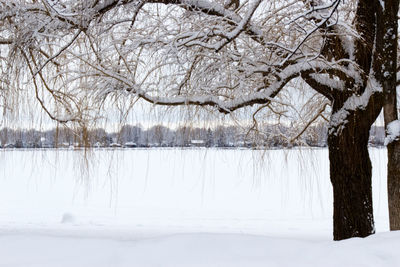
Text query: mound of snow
61 213 76 224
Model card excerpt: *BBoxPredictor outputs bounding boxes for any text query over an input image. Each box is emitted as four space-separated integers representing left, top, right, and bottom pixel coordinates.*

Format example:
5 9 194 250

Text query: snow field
0 148 394 266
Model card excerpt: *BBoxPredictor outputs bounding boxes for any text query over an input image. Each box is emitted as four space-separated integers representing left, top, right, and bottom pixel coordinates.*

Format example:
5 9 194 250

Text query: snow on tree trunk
328 89 382 240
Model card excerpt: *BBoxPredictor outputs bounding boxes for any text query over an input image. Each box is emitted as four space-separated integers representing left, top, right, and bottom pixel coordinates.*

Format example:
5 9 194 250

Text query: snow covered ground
0 148 397 266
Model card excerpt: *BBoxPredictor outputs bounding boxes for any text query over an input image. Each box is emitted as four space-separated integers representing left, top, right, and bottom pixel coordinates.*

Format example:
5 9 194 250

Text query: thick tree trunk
365 0 400 232
387 141 400 230
377 0 400 231
328 115 375 240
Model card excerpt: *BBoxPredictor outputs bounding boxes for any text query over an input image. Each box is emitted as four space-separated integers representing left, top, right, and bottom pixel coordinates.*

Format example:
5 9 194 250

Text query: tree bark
328 92 382 240
387 142 400 229
328 116 374 240
376 0 400 231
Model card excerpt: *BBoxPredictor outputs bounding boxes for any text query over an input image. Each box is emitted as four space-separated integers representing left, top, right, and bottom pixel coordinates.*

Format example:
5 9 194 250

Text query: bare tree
0 0 398 240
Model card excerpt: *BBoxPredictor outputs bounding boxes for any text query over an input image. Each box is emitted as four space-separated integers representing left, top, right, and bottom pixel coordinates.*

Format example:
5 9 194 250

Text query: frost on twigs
385 120 400 145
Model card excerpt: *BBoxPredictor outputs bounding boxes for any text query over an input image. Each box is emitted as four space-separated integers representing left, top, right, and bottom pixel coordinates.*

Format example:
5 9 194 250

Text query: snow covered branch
0 39 12 45
0 0 378 130
329 76 383 134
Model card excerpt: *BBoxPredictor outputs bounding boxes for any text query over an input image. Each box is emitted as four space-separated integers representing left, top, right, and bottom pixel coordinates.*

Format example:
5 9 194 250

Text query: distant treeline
0 124 385 149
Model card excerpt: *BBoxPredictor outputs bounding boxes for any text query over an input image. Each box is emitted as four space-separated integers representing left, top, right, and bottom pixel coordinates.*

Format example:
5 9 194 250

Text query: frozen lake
0 147 389 235
0 148 396 267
